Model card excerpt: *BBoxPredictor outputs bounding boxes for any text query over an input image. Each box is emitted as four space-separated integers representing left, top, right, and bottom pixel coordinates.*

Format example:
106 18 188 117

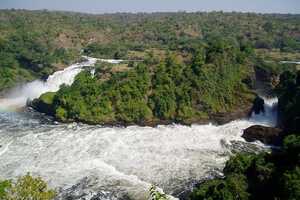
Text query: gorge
0 9 299 200
0 58 278 200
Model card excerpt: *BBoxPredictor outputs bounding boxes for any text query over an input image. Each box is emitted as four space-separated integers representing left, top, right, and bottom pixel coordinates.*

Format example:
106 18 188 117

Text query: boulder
212 103 253 125
30 92 56 116
242 125 284 145
252 96 265 114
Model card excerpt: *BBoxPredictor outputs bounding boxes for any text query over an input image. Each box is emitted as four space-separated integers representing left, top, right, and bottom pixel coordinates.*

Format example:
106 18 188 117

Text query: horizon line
1 8 299 15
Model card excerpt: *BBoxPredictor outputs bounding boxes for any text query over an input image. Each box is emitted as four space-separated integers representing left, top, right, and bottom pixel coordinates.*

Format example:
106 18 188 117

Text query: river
0 57 278 200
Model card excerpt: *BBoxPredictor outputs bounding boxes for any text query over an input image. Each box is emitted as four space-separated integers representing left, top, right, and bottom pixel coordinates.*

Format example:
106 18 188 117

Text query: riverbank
0 101 276 200
188 70 300 200
31 97 255 127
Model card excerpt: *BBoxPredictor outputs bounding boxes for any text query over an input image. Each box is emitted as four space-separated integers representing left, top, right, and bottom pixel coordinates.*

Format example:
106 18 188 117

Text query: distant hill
0 10 299 91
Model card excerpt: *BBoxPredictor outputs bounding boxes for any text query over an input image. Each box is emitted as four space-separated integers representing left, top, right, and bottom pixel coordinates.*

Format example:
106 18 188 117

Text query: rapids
0 57 278 200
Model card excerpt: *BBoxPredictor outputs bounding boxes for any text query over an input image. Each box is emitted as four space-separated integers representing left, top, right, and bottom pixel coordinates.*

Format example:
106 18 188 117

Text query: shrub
0 174 56 200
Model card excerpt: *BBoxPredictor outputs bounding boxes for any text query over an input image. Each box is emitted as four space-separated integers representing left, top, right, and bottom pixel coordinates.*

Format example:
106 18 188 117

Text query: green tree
149 185 169 200
282 167 300 200
0 174 56 200
190 174 249 200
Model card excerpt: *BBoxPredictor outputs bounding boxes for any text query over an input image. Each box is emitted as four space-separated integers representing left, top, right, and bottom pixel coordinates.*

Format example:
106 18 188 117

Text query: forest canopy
0 10 299 91
32 36 256 125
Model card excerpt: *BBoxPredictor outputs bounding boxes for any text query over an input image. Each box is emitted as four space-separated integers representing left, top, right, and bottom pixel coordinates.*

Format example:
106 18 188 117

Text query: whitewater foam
0 57 98 110
0 56 279 200
249 97 278 126
0 56 127 111
0 98 277 200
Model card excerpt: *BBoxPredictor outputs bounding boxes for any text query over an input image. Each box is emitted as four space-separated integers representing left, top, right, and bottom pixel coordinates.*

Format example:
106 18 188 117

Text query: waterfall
0 57 97 110
0 57 125 111
0 56 279 200
249 97 278 127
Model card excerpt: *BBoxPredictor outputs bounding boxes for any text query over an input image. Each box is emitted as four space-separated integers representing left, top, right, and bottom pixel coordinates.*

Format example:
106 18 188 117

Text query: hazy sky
0 0 299 14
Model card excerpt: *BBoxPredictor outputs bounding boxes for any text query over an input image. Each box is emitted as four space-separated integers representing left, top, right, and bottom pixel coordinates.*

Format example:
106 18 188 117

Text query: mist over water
0 57 99 111
0 57 279 200
249 97 278 126
0 102 278 200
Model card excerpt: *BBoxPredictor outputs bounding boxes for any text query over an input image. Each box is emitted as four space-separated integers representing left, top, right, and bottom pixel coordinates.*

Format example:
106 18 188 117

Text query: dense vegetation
0 10 299 91
149 185 169 200
33 37 257 125
276 70 300 132
190 71 300 200
0 174 56 200
0 11 81 91
1 10 300 199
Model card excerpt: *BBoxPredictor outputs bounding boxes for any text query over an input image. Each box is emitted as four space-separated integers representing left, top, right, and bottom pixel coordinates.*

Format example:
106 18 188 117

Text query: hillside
190 70 300 200
0 10 299 91
32 36 256 125
1 9 300 200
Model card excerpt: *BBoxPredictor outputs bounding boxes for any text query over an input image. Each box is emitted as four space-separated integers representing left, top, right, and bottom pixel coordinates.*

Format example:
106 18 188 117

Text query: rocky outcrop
254 65 279 96
242 125 284 145
251 96 265 114
212 101 253 125
30 92 56 116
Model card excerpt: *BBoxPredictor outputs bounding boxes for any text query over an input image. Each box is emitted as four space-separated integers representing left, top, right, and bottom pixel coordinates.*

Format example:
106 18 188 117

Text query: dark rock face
212 103 253 125
252 96 265 115
30 92 56 116
56 177 130 200
30 98 55 116
254 66 279 96
242 125 284 145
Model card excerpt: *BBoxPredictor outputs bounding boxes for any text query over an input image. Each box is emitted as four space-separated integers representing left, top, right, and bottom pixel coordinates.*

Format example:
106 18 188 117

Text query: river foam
0 57 278 199
0 57 99 111
0 98 277 200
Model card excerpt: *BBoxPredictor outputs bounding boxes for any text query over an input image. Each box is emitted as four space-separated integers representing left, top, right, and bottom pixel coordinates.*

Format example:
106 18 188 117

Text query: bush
35 37 255 125
276 71 300 132
223 154 255 174
149 185 169 200
283 134 300 164
190 174 249 200
0 174 56 200
282 167 300 200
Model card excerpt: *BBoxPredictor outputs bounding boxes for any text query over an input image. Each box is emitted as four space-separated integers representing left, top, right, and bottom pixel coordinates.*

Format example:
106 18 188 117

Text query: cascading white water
0 96 278 200
0 56 279 200
0 57 98 111
249 97 278 126
280 61 300 64
0 57 126 111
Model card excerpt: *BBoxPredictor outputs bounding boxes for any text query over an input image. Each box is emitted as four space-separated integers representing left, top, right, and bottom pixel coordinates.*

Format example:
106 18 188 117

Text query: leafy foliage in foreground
0 29 79 91
0 174 56 200
36 37 254 125
190 135 300 200
276 71 300 132
149 185 169 200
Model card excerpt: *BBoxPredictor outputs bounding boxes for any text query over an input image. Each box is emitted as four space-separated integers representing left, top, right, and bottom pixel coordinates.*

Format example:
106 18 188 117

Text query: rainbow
0 98 26 112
